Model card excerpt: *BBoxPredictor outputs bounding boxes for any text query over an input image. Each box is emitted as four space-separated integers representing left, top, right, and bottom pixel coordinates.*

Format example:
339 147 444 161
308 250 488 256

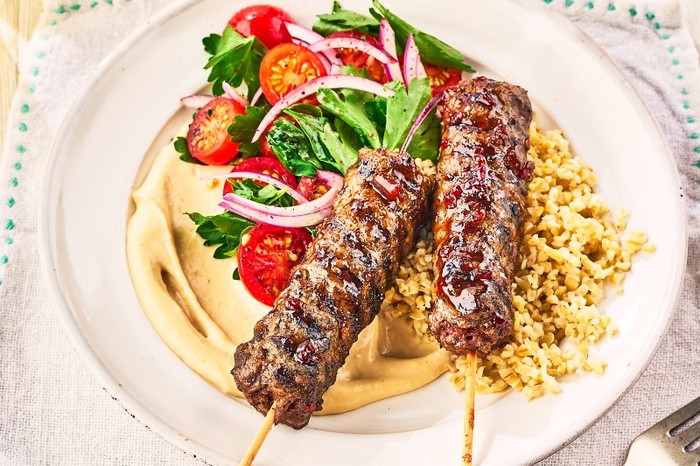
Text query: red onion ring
222 82 250 107
403 34 425 84
379 19 404 86
251 75 396 143
201 171 309 204
180 94 214 108
219 200 333 227
285 22 343 68
250 87 263 106
308 37 397 64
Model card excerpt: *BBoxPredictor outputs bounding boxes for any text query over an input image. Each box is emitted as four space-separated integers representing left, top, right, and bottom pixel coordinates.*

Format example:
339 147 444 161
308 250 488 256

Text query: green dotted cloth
0 0 698 465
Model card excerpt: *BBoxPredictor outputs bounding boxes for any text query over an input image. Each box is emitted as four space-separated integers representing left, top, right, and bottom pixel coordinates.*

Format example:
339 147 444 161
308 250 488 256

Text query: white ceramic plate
40 0 687 464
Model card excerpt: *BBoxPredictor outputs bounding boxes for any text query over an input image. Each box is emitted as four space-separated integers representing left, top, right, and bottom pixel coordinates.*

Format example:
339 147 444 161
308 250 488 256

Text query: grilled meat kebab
430 77 533 357
233 148 433 429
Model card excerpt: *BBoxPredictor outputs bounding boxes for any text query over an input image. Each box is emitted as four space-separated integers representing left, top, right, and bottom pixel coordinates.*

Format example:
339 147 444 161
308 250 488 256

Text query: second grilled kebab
430 77 533 357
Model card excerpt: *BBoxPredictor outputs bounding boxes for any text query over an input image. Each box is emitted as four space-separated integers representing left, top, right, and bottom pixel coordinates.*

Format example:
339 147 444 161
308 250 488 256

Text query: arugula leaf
317 87 381 148
186 211 254 259
202 26 267 98
313 1 380 37
285 110 357 174
383 77 432 151
228 105 268 156
370 0 475 73
229 179 295 207
173 136 202 164
405 109 441 161
334 118 364 154
265 119 321 177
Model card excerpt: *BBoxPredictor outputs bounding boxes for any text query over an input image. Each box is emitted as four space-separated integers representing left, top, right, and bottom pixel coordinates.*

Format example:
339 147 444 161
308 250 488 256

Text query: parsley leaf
228 105 269 156
370 0 475 73
383 77 432 151
317 87 381 148
186 211 254 259
173 136 202 164
313 1 380 37
202 26 267 98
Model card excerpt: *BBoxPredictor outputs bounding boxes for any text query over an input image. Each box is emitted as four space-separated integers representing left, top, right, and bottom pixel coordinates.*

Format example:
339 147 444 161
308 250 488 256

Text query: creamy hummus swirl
126 130 448 414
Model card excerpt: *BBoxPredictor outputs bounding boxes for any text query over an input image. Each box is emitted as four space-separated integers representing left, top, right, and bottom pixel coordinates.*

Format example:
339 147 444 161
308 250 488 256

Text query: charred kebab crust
232 148 433 429
430 76 533 357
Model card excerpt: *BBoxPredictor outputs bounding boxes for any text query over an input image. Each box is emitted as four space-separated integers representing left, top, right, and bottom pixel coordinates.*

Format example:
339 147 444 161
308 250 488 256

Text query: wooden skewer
462 352 477 466
239 402 277 466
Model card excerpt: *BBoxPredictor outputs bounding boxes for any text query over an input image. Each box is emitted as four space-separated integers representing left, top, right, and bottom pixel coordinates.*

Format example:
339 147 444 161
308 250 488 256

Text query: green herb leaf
286 110 358 174
405 108 441 161
230 179 295 207
173 136 202 164
313 1 380 36
383 77 432 151
186 211 254 259
317 87 381 148
334 117 364 154
371 0 475 72
203 26 267 98
265 119 321 177
232 268 240 280
228 105 268 156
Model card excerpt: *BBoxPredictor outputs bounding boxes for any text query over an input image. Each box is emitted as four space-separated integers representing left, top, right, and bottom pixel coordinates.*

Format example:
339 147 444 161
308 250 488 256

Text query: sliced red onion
180 94 214 108
379 19 404 86
219 200 333 227
403 34 423 84
400 91 444 154
250 87 263 106
308 37 396 64
252 75 396 142
221 170 342 217
201 171 308 204
284 22 324 46
330 63 342 75
315 51 333 74
218 170 343 227
222 82 249 107
285 22 343 67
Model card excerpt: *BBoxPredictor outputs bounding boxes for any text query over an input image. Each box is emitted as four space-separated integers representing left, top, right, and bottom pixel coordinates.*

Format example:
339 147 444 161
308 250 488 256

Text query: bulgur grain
381 122 651 399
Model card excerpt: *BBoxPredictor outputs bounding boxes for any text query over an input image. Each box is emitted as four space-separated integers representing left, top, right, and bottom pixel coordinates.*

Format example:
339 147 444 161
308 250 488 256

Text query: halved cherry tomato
425 64 461 96
186 97 244 165
237 225 312 306
259 43 327 105
297 176 331 201
228 5 294 50
328 31 386 83
223 157 297 195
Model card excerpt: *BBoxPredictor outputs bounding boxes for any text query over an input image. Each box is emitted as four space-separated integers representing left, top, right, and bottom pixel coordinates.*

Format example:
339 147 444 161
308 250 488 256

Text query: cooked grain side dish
382 122 653 399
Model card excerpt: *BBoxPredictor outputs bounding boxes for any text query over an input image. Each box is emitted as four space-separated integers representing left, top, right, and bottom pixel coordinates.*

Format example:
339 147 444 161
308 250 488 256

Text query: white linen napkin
0 0 698 464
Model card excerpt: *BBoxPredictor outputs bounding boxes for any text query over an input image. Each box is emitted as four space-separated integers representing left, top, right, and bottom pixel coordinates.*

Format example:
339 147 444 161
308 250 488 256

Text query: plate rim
37 0 689 464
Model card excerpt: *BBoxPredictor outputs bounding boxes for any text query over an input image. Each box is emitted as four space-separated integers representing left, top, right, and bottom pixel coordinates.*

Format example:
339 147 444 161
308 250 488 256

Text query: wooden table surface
0 0 43 147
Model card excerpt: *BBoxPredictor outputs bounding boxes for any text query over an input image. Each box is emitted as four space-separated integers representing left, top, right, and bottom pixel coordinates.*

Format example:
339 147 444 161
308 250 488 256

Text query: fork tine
654 396 700 434
675 418 700 451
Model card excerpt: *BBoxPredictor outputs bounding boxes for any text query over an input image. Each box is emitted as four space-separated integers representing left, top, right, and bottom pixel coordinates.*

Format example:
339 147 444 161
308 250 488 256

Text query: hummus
126 128 448 415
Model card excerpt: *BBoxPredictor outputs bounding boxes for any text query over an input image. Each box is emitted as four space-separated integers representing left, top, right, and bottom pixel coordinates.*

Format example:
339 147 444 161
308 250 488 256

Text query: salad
176 1 474 306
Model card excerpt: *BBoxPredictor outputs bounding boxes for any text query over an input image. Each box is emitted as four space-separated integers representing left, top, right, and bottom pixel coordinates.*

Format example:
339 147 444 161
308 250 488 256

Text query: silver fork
623 395 700 466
